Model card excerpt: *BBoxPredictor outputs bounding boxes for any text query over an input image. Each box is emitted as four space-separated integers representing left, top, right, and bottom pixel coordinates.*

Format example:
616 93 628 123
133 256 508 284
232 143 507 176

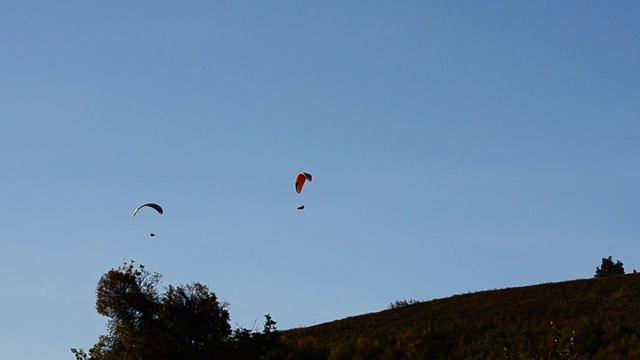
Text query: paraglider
295 172 312 194
132 203 163 237
295 172 312 210
132 202 163 217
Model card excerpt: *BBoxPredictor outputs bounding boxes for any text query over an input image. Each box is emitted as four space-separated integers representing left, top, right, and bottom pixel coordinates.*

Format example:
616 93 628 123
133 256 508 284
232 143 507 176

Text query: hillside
280 274 640 359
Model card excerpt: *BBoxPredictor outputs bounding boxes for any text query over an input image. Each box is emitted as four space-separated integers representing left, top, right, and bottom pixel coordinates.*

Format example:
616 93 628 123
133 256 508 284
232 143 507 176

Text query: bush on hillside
387 299 421 309
594 256 625 278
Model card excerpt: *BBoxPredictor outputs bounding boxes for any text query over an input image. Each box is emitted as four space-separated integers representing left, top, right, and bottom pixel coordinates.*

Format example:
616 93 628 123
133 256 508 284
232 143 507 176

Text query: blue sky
1 1 639 358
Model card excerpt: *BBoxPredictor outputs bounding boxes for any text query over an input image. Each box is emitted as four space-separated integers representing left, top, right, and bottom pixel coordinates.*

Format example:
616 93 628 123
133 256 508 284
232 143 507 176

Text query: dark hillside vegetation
281 274 640 359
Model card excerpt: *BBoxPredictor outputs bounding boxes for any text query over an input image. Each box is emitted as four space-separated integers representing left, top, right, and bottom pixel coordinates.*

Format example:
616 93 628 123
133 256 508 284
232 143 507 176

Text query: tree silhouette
594 256 625 278
72 261 281 359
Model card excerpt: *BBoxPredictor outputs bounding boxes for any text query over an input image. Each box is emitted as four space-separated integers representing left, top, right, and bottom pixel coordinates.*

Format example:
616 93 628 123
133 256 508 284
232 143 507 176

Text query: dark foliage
388 299 421 309
71 261 281 360
74 260 640 359
595 255 625 278
231 314 283 360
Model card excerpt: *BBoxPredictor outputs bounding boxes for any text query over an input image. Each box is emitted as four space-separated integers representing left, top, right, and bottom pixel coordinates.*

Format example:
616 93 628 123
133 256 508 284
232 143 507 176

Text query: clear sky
1 1 639 358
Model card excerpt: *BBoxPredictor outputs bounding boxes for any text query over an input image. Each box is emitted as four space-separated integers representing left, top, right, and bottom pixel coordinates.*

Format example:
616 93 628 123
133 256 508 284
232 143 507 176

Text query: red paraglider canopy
295 172 312 194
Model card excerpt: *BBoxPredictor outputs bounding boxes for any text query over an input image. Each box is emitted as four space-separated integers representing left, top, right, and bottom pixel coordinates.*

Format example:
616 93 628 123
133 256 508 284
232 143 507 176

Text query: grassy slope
281 274 640 359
